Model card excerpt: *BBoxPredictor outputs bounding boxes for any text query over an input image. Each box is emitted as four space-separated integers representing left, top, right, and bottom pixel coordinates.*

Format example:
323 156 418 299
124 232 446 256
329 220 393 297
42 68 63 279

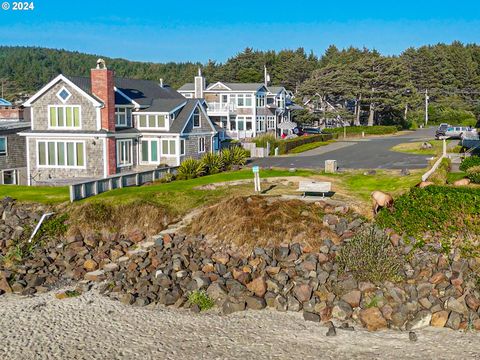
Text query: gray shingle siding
0 128 29 185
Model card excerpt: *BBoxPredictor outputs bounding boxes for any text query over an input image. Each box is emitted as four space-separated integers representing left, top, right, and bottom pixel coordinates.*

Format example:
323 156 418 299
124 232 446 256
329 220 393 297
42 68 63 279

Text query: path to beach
0 291 479 360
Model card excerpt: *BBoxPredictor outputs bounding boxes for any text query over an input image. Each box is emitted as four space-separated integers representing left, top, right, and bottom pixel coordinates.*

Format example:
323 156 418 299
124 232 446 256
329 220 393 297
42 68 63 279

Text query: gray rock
246 296 266 310
303 311 320 322
406 310 432 330
222 300 246 315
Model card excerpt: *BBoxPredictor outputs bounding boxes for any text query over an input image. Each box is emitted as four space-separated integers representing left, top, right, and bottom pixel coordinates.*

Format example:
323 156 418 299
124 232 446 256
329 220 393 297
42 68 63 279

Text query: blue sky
0 0 479 63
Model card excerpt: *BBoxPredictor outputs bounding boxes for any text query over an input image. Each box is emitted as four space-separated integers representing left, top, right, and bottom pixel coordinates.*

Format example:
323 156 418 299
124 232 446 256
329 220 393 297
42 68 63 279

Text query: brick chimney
91 59 116 175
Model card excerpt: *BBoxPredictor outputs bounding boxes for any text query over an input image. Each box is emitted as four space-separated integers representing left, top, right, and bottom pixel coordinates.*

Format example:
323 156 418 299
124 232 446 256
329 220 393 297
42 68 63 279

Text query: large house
21 59 217 186
0 101 30 185
178 69 292 139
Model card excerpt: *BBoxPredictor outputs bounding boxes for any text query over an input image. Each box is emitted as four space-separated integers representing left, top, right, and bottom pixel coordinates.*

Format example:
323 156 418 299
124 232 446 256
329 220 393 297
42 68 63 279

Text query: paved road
251 128 436 170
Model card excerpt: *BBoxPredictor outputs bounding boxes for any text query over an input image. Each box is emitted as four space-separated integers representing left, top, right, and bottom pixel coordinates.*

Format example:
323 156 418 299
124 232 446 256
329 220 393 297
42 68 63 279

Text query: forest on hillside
1 42 480 127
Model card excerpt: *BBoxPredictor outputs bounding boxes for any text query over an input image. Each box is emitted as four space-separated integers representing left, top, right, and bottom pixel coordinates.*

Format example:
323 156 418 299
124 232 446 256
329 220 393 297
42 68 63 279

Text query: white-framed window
1 169 16 185
198 137 206 153
115 107 132 127
267 116 276 129
56 87 72 103
180 139 186 155
37 140 85 168
117 139 132 167
161 139 177 156
48 105 81 129
0 137 6 156
140 139 159 164
256 116 266 132
236 94 253 107
137 114 167 129
256 94 265 107
192 107 200 128
276 95 285 109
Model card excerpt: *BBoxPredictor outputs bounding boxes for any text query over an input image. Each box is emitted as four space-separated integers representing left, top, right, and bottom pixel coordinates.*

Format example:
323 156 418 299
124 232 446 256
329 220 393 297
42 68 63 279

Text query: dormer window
56 87 71 103
193 108 200 128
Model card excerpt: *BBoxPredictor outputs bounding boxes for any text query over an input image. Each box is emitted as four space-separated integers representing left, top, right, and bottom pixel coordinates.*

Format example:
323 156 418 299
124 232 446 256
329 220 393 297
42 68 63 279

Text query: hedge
322 126 398 137
460 156 480 172
277 133 337 154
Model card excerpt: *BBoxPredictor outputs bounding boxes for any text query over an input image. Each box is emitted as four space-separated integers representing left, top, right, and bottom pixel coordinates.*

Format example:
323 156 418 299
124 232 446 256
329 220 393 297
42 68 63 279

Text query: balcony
206 102 236 114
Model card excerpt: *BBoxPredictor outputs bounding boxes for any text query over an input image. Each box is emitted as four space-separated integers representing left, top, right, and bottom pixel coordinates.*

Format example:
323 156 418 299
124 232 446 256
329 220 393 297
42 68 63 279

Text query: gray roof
179 82 267 92
0 121 30 131
138 98 186 113
170 100 197 133
67 76 184 108
268 86 286 95
178 83 194 91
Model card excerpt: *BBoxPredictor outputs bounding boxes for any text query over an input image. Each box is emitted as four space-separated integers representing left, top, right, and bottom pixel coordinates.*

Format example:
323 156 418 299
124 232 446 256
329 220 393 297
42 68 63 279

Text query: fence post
135 173 140 186
69 185 75 202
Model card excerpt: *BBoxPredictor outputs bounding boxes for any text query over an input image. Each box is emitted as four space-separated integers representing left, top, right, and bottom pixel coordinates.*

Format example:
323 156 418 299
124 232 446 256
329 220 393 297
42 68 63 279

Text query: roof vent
96 58 107 69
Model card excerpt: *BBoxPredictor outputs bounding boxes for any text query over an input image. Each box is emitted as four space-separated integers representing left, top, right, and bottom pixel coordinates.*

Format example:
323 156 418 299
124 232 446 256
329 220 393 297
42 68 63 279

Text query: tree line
1 43 480 127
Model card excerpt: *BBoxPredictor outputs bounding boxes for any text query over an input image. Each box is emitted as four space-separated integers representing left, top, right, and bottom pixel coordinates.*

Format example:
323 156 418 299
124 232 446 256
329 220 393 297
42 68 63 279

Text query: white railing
207 102 236 113
69 167 179 202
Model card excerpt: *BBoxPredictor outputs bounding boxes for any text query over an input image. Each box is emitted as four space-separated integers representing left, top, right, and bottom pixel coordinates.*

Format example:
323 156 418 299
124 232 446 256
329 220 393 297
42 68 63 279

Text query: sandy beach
0 290 479 360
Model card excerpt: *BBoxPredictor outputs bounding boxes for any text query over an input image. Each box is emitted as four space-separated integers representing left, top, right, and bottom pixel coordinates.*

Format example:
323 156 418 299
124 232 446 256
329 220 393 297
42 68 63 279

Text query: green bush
201 152 224 175
322 125 398 136
277 134 336 154
221 147 248 169
428 157 451 185
188 290 215 311
376 186 480 239
177 158 205 180
409 120 419 130
252 134 278 150
460 156 480 172
337 226 404 283
466 165 480 184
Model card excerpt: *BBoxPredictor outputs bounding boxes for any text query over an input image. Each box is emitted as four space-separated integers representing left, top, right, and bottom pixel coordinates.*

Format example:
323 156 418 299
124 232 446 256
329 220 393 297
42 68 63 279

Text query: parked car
434 123 449 139
444 126 474 139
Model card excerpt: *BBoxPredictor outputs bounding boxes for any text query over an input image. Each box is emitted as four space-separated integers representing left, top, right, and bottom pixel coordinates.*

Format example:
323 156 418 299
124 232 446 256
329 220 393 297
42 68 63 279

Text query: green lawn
390 140 450 156
0 185 69 204
288 141 333 154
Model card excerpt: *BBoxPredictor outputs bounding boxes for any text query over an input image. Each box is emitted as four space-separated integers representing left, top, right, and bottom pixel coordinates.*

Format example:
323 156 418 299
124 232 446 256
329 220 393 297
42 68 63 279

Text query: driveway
251 128 435 170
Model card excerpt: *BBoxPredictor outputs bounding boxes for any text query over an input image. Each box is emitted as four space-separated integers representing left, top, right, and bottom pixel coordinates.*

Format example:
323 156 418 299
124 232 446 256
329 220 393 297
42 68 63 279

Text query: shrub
428 157 451 185
252 134 278 150
376 185 480 239
409 120 419 130
201 152 224 175
221 147 247 169
188 290 215 311
177 158 205 180
460 156 480 172
466 165 480 184
277 134 336 154
322 125 398 137
337 226 404 283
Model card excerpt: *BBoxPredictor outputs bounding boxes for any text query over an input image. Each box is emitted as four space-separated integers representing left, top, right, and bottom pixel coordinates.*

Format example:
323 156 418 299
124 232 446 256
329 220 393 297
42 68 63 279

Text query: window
198 137 206 153
0 137 6 156
2 170 16 185
115 107 132 127
245 95 252 107
220 117 228 129
237 95 244 107
141 139 159 163
56 87 71 103
161 139 177 156
117 139 132 167
180 139 185 155
246 117 253 131
256 116 265 132
267 116 276 130
48 105 81 129
256 94 265 107
37 140 85 168
193 108 200 128
276 96 285 108
137 114 167 129
236 94 253 107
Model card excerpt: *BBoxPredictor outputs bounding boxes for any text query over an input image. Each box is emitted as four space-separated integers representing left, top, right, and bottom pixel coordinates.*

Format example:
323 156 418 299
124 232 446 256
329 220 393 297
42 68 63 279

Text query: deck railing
69 167 179 202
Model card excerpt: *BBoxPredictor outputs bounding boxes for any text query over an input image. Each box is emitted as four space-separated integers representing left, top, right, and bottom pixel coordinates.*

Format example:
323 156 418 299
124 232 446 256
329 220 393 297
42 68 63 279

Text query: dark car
435 123 449 139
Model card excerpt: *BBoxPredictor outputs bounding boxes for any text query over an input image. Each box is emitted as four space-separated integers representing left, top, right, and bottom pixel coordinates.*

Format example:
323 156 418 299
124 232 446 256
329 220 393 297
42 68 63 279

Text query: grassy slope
0 185 69 204
288 141 333 154
390 140 451 156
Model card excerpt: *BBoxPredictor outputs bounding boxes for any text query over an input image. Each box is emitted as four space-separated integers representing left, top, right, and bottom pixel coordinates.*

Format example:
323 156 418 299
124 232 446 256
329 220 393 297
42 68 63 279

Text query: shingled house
20 59 217 185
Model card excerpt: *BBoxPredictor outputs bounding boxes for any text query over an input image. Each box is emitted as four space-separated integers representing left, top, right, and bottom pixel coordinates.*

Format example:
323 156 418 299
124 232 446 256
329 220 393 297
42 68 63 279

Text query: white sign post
252 166 261 193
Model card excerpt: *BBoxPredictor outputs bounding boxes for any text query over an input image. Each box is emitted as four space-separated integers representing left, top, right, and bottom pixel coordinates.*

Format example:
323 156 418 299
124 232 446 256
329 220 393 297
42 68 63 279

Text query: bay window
37 140 85 168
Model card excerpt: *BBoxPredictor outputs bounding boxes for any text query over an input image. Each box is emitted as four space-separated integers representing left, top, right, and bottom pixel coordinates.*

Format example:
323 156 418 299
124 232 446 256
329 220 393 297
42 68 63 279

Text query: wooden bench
297 180 332 198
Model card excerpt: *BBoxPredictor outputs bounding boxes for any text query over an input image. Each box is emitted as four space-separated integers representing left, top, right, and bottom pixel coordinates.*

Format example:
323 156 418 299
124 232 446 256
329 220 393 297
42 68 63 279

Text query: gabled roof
178 83 194 91
0 98 12 106
179 82 268 93
170 100 197 133
268 86 286 95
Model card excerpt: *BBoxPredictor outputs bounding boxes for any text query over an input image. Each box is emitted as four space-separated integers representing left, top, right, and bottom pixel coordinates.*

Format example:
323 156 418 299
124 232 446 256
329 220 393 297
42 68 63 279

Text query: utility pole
425 89 429 126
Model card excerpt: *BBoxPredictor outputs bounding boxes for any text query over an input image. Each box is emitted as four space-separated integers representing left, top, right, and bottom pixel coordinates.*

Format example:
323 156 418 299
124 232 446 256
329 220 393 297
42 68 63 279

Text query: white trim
36 139 87 169
56 86 72 103
206 82 232 91
139 138 160 165
180 139 186 156
135 113 168 131
114 87 141 108
20 132 108 138
1 169 17 185
47 105 82 130
182 131 216 136
116 139 133 167
139 132 179 137
23 74 102 107
160 138 178 157
26 137 31 186
95 107 102 131
0 136 7 156
198 137 206 153
102 138 108 178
